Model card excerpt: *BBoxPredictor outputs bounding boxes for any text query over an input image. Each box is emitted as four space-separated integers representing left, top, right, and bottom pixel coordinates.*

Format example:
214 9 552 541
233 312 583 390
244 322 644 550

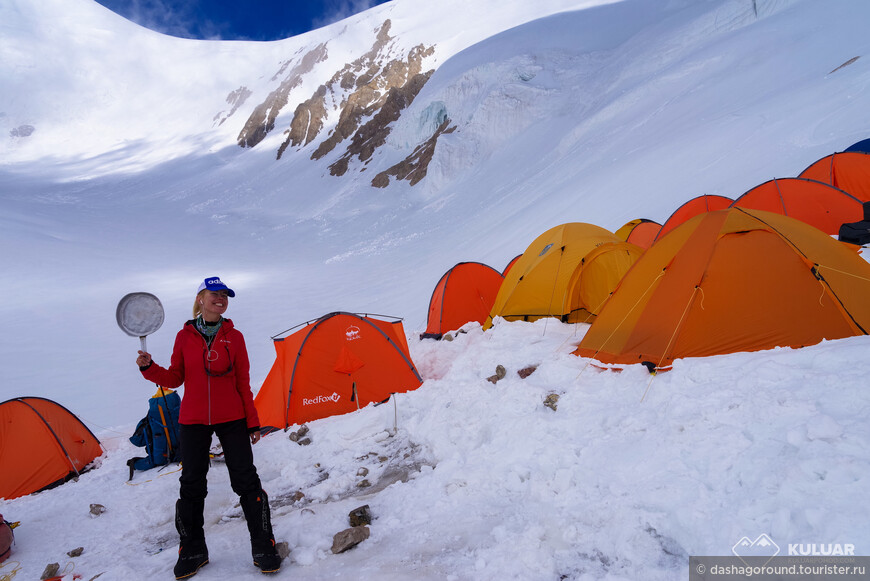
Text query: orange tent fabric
799 151 870 202
255 313 423 430
563 242 643 322
655 194 732 242
615 219 661 250
730 178 863 235
422 262 504 339
0 397 102 500
574 208 870 369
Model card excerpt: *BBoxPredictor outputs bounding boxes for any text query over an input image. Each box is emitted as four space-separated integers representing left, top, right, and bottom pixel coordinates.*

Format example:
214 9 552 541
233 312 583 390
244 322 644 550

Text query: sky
93 0 393 40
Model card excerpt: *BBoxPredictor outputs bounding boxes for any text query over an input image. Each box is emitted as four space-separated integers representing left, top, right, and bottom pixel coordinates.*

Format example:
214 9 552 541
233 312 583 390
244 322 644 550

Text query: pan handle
140 336 148 353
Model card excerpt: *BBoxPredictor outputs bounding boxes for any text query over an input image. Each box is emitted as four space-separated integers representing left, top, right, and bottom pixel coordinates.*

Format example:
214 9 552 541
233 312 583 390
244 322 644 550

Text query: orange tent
655 194 732 242
255 313 423 430
615 219 661 250
0 397 102 500
422 262 504 339
730 178 863 235
799 151 870 202
574 208 870 370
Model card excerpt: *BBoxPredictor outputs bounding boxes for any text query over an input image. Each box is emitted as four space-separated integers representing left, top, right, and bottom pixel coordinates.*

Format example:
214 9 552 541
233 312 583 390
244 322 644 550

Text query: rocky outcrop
277 20 435 170
328 71 433 176
214 86 252 126
372 117 456 188
237 43 328 148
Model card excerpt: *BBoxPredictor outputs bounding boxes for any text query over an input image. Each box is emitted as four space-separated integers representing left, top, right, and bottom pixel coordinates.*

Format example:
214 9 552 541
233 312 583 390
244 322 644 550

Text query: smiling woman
93 0 393 41
134 275 284 577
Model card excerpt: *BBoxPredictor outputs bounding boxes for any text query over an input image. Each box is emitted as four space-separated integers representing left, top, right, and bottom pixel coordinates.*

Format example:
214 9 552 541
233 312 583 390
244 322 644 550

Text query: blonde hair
193 290 206 319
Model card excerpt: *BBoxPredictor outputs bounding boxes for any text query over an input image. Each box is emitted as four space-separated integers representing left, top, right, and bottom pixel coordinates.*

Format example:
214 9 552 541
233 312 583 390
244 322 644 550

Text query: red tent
655 195 732 242
615 219 661 250
799 151 870 202
255 313 422 430
730 178 863 235
422 262 504 339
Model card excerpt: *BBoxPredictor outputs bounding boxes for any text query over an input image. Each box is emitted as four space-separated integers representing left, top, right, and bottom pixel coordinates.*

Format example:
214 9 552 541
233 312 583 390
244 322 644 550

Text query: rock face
233 19 448 187
237 43 329 149
214 87 252 127
372 117 456 188
278 20 436 166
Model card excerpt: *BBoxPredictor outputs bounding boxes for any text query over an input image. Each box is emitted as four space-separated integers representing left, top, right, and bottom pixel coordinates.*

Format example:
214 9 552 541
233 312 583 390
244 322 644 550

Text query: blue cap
197 276 235 297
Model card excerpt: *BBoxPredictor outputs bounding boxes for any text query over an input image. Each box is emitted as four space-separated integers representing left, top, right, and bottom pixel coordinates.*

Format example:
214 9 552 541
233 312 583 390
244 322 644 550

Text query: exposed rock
544 393 560 411
329 71 433 177
279 85 328 158
276 541 291 559
372 118 456 188
357 467 369 477
486 365 507 384
67 547 84 557
349 505 373 527
89 504 106 517
237 43 328 148
214 86 252 126
518 365 538 379
289 424 310 443
331 526 370 554
277 19 435 172
830 56 860 74
41 563 60 580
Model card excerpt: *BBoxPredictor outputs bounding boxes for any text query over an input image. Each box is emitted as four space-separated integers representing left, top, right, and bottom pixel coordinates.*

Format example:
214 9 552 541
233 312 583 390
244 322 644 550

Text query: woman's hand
136 350 152 368
250 431 261 445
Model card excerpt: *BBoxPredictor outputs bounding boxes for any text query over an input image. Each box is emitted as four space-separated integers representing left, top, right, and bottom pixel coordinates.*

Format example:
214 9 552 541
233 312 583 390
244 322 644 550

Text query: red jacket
141 319 260 430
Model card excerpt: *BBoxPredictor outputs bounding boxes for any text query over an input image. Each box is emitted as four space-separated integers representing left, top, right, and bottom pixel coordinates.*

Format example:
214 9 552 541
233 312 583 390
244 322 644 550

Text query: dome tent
575 208 870 370
484 223 638 328
654 194 732 243
615 218 661 250
730 177 863 235
254 312 422 430
799 151 870 202
0 397 103 500
421 262 504 339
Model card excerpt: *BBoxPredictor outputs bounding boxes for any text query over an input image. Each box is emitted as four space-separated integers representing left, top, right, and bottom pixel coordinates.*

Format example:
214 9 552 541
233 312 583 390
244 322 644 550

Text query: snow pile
4 320 869 579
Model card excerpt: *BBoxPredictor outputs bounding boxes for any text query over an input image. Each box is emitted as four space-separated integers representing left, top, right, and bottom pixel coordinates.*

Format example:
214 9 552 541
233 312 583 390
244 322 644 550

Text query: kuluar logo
345 325 361 341
732 534 779 567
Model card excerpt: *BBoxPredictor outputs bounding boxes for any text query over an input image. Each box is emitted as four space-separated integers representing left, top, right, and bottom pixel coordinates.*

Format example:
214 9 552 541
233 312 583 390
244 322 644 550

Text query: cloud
103 0 228 40
312 0 388 30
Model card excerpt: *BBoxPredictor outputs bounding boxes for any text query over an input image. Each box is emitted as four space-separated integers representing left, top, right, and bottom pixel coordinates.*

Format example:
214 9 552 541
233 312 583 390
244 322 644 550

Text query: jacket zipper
201 331 213 425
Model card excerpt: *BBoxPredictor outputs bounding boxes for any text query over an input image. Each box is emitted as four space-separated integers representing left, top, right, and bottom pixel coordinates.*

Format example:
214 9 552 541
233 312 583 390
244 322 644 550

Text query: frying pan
116 292 164 352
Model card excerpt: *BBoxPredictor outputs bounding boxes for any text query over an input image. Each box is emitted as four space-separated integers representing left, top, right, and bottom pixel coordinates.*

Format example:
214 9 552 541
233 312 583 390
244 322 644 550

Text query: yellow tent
484 223 640 328
564 241 643 322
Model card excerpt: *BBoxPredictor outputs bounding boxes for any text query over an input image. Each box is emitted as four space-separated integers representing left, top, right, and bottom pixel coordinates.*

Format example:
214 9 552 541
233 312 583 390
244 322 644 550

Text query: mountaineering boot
174 499 209 579
241 490 282 573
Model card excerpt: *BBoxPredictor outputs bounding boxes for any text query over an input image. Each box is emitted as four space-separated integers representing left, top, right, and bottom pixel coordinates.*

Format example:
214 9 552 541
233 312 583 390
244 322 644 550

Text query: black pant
178 419 262 503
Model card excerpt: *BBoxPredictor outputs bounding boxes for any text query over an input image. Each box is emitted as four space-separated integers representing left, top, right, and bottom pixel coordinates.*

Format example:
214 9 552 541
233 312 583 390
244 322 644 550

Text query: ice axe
116 292 164 352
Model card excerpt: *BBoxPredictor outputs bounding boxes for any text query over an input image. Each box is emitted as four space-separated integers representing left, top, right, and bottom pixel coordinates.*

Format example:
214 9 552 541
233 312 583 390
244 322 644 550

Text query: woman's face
201 290 229 320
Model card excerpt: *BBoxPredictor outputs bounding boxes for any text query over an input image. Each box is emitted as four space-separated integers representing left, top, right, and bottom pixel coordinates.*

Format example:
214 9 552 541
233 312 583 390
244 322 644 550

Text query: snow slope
1 0 870 578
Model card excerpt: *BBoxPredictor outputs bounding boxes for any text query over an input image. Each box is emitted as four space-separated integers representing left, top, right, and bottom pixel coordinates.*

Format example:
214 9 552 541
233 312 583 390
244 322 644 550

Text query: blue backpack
127 387 181 479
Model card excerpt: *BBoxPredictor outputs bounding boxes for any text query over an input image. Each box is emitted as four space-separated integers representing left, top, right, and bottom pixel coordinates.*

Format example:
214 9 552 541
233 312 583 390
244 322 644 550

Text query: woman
136 276 281 579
